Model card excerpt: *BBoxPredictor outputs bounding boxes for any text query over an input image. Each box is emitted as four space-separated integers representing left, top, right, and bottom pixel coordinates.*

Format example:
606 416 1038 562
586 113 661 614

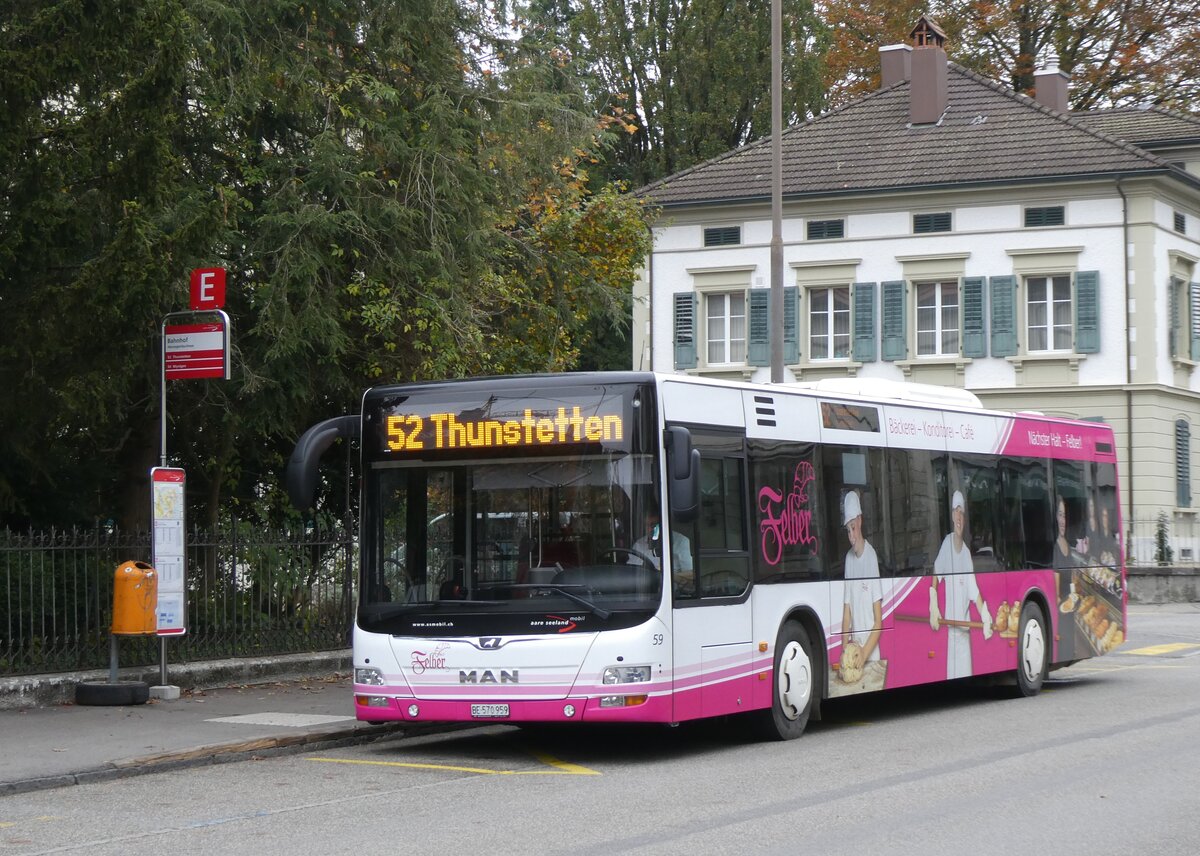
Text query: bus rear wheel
752 620 814 741
1014 600 1049 697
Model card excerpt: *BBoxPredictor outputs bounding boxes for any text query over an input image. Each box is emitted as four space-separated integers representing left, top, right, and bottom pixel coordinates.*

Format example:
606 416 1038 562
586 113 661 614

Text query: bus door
669 431 754 720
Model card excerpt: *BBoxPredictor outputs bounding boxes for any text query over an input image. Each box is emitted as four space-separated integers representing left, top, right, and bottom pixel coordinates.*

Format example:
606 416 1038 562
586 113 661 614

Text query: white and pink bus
287 373 1126 739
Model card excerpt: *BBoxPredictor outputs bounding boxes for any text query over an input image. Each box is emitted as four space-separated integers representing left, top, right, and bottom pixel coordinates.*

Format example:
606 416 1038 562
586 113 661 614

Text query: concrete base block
150 685 181 701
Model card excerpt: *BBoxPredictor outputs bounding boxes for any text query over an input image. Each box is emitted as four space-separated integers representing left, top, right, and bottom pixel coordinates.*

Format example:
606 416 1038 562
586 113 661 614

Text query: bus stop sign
190 267 226 310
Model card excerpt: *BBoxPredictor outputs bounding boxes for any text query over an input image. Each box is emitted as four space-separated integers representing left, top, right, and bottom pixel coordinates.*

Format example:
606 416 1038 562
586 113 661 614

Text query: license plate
471 703 510 718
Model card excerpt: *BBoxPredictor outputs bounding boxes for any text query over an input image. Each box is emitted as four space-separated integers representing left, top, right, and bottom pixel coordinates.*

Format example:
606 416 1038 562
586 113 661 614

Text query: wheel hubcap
1021 618 1045 682
778 640 811 720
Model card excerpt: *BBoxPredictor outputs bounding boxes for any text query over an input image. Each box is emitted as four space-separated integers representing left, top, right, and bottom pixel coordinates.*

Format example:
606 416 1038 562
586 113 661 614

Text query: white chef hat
843 490 862 525
952 490 965 511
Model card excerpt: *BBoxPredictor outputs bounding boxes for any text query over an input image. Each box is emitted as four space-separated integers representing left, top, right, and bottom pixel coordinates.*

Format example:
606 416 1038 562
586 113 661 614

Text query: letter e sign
190 268 226 310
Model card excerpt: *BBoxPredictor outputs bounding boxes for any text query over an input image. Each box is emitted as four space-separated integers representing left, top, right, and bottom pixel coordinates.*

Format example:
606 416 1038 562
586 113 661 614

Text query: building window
706 292 746 364
703 226 741 247
1026 274 1072 351
806 219 845 240
913 212 951 234
1177 419 1192 508
1175 212 1187 234
916 281 960 356
809 286 851 360
1025 206 1065 228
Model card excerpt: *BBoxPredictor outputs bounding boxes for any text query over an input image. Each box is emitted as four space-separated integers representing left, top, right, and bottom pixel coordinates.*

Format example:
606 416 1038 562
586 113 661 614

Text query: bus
286 372 1126 740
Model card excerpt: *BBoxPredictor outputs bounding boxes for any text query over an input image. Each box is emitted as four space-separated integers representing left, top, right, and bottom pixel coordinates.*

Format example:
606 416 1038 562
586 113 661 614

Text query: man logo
479 637 502 649
459 670 519 684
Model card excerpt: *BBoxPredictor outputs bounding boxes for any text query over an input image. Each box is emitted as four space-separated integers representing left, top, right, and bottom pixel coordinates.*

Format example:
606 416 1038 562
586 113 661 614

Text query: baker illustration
841 489 883 682
929 490 993 678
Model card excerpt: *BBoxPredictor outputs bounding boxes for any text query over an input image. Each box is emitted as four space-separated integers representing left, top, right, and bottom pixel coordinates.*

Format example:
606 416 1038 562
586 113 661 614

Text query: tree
0 0 652 529
818 0 1200 110
567 0 832 186
817 0 929 105
939 0 1200 110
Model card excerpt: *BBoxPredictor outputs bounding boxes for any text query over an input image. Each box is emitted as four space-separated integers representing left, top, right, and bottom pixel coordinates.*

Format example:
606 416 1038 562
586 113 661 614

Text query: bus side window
696 455 748 597
671 432 750 600
885 448 940 577
823 445 890 581
748 440 823 583
953 454 1002 573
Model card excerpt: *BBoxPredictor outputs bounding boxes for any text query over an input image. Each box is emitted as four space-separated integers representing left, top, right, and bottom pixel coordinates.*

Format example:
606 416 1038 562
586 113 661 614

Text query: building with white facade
634 19 1200 553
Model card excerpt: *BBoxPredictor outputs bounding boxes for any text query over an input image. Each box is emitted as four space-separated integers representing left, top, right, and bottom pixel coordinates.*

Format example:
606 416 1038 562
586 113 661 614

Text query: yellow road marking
1125 643 1200 656
0 817 60 829
1068 663 1181 673
527 750 601 775
306 754 600 776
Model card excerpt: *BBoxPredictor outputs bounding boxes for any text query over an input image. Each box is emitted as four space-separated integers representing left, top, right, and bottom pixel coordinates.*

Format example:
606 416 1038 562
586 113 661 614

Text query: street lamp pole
769 0 784 382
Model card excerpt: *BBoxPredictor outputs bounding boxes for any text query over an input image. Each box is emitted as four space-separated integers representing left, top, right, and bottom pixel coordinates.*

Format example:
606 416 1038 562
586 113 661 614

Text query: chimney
909 16 948 125
880 44 912 88
1034 53 1069 113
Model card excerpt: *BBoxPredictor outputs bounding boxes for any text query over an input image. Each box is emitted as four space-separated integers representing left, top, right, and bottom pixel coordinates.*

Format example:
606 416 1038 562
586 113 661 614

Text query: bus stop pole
158 321 169 688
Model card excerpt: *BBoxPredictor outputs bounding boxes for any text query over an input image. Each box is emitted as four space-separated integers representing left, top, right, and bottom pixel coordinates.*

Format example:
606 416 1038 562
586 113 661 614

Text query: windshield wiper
495 583 611 620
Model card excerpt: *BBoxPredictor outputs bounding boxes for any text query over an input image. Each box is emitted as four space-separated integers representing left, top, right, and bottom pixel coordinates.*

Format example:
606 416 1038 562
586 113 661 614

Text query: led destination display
383 405 626 454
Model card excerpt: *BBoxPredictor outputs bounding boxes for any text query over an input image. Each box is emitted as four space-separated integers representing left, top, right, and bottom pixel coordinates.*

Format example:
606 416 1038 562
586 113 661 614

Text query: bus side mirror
286 415 360 510
665 426 700 523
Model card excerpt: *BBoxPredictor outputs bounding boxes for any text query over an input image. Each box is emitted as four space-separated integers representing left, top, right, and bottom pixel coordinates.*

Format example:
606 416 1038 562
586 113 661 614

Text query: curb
0 650 352 710
0 721 410 797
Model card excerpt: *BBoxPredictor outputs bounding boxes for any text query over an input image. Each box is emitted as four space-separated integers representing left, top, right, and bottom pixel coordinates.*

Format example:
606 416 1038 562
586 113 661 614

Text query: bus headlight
355 667 385 686
602 665 651 684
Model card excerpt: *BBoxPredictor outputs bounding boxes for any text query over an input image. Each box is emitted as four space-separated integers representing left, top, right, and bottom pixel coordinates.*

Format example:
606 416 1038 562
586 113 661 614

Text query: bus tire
752 620 814 741
1014 601 1049 697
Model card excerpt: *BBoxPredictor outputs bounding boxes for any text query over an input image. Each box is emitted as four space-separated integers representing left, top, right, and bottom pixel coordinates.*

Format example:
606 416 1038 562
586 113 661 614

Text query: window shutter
784 286 799 363
673 292 698 369
852 282 876 362
1177 419 1191 507
1024 206 1065 228
1170 278 1180 359
1074 270 1100 354
747 289 770 366
881 280 907 361
1191 282 1200 361
990 275 1017 357
703 226 741 247
914 212 951 233
961 277 987 358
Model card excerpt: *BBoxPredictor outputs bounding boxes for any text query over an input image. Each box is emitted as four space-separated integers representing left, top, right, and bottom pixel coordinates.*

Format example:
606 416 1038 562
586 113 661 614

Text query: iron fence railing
1126 514 1200 568
1 521 355 677
4 513 1192 677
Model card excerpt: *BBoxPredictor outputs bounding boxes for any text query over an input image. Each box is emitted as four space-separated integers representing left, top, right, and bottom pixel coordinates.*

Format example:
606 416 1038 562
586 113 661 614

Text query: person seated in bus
1095 504 1119 567
841 490 883 672
1083 499 1118 567
629 505 693 591
929 490 993 680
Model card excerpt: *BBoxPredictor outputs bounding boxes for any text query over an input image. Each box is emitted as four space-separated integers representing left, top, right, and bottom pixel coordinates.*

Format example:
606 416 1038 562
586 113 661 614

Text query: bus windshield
360 379 664 635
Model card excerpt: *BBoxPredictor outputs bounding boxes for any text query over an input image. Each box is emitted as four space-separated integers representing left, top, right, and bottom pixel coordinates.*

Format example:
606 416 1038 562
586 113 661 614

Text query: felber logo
410 643 449 674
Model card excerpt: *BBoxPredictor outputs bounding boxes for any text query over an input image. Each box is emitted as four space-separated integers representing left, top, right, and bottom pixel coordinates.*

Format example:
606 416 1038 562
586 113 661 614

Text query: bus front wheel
1014 600 1049 697
753 620 814 741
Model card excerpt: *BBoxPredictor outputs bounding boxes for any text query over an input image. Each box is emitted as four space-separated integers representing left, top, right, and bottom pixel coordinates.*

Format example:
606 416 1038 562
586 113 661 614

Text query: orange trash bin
111 561 158 635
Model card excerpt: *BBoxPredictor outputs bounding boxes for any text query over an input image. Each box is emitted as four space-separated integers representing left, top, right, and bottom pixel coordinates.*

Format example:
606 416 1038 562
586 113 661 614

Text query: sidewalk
0 671 414 796
0 650 434 797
